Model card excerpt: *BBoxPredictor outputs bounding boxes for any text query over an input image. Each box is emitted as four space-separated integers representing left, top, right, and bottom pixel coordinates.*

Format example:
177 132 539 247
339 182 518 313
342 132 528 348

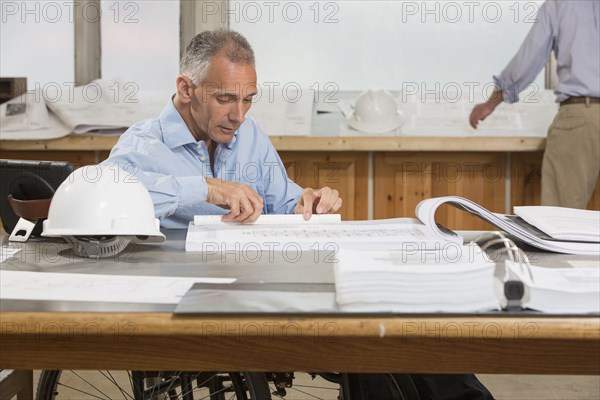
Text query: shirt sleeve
255 131 303 215
494 1 555 103
100 134 210 226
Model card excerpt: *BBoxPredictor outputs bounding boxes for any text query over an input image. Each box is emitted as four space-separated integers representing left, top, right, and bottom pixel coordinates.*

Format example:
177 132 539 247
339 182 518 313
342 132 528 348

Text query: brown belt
560 96 600 107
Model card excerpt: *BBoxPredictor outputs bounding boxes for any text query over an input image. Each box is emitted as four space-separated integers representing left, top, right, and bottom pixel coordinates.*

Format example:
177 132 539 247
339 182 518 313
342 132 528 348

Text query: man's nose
229 102 245 122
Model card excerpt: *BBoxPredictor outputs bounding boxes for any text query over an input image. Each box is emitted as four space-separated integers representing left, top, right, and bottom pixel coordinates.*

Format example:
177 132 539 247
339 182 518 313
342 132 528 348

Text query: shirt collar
159 97 197 150
159 96 241 150
223 128 238 149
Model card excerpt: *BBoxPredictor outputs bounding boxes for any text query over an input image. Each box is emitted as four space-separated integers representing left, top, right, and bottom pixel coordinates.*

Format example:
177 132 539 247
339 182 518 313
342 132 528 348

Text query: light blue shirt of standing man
493 0 600 104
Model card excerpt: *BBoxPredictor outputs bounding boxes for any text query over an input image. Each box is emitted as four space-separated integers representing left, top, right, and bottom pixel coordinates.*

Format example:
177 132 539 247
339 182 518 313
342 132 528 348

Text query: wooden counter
1 135 598 228
2 312 598 374
0 134 546 152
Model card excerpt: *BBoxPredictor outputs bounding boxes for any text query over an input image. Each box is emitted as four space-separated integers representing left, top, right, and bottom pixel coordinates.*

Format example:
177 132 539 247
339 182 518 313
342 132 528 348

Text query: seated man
103 29 493 399
102 29 341 228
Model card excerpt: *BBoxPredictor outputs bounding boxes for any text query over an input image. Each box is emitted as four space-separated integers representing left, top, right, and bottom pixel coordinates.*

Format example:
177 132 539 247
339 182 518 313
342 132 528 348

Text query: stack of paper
506 261 600 314
334 246 498 313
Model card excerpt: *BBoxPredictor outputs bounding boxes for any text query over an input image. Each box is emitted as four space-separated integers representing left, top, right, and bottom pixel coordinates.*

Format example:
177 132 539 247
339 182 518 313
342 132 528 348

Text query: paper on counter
337 100 354 118
176 283 338 314
0 92 49 131
0 91 72 140
194 214 341 225
0 270 235 304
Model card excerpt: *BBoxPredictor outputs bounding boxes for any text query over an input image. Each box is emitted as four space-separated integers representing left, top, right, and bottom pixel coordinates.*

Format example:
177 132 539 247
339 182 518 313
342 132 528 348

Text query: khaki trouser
542 103 600 208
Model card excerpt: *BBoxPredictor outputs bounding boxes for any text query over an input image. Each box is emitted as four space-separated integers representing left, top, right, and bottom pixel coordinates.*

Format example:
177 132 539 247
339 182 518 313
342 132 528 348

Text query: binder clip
503 280 525 311
472 231 533 311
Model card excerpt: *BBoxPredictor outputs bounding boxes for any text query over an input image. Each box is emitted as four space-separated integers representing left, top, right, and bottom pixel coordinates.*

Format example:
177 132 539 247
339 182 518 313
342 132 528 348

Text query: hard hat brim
347 115 404 134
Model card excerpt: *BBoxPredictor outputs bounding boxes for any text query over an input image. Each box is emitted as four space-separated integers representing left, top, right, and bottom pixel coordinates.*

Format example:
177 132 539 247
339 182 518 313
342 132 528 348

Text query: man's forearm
486 89 504 108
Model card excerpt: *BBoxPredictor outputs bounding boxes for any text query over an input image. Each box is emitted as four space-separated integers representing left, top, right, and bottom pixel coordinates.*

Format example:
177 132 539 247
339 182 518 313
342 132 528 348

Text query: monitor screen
0 159 74 236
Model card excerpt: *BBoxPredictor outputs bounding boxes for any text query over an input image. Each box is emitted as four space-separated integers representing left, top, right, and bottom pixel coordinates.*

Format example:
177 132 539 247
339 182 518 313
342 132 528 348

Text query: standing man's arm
470 1 555 128
469 89 504 129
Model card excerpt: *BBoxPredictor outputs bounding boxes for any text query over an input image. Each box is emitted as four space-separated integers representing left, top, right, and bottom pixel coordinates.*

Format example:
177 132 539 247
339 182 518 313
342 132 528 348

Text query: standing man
469 0 599 209
102 30 341 228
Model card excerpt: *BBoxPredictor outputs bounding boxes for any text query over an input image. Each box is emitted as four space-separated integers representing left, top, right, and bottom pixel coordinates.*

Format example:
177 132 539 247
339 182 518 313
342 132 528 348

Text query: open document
416 196 600 255
513 206 600 242
43 80 153 134
0 81 166 139
186 216 463 252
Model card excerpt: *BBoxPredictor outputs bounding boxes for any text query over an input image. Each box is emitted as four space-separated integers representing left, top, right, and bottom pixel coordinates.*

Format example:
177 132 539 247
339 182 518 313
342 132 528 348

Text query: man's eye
217 96 233 103
243 98 253 104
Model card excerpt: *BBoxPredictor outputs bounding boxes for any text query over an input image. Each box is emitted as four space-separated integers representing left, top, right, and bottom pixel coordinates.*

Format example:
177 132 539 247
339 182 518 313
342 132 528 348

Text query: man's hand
206 177 264 223
294 187 342 220
469 89 503 129
469 102 497 129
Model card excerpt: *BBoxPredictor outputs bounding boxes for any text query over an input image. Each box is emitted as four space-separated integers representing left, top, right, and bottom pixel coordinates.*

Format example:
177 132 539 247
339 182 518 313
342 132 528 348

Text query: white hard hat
347 89 404 134
43 165 165 258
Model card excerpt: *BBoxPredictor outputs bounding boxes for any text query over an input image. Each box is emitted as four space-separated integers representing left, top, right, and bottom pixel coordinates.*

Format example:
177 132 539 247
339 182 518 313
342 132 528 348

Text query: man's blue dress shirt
101 99 303 228
494 0 600 103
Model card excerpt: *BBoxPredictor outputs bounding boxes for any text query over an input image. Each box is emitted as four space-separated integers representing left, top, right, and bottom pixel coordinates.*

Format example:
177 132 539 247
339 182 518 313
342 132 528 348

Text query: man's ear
175 75 194 103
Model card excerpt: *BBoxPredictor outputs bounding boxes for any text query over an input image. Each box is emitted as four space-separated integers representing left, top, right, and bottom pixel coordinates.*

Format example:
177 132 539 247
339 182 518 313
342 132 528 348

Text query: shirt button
200 156 206 162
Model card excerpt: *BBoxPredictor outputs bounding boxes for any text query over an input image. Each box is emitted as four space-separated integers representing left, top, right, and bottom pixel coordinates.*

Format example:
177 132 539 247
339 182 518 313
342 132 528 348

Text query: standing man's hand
294 187 343 220
206 178 264 223
469 90 504 129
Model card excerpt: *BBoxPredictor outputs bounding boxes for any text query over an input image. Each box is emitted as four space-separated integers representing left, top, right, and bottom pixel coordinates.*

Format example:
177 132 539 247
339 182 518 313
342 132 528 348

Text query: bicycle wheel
260 372 420 400
266 372 342 399
36 370 272 400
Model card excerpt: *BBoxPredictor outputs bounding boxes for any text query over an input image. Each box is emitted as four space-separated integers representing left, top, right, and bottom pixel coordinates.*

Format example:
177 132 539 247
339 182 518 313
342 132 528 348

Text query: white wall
1 1 74 89
231 0 546 100
0 1 179 92
101 0 180 91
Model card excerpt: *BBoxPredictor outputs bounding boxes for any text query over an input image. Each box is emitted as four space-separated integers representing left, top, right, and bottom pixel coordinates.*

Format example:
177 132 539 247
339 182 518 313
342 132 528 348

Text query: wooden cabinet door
511 152 543 207
279 152 368 220
374 152 506 230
